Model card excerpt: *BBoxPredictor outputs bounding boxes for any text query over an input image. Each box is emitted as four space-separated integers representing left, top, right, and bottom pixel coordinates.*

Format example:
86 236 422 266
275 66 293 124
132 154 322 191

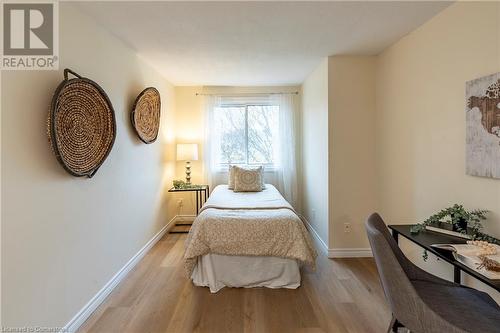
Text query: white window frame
216 102 278 167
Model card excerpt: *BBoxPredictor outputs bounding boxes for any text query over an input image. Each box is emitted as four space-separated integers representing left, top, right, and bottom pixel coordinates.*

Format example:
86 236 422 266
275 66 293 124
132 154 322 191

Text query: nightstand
168 185 209 233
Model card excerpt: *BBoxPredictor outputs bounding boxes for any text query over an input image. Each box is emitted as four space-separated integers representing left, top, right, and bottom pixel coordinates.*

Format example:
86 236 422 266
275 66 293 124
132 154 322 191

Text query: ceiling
76 1 451 86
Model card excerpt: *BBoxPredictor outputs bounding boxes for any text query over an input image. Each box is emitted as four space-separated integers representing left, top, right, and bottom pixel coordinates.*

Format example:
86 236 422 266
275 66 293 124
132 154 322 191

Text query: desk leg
392 230 399 244
454 267 461 284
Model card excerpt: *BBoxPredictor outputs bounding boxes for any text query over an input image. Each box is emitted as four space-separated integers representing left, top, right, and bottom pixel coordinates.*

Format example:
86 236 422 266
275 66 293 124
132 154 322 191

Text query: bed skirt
191 253 301 293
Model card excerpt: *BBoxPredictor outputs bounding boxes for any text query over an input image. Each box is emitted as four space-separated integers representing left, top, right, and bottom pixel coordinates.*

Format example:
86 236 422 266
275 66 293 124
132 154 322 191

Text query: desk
389 224 500 292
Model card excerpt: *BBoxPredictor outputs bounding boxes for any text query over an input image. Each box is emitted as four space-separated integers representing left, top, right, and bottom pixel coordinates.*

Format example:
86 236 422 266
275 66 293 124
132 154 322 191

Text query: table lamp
176 143 198 185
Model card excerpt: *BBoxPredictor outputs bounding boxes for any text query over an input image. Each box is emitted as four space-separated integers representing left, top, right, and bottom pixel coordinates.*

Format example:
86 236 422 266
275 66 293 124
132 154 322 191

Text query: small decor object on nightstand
131 87 161 144
173 179 186 189
176 143 198 185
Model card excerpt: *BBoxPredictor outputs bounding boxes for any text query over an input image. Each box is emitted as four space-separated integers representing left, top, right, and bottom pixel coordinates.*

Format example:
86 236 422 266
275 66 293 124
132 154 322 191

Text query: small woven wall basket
130 87 161 144
47 69 116 178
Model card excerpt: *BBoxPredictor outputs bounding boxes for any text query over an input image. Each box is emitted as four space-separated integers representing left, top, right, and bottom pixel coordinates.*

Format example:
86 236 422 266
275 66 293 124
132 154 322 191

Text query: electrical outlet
344 222 351 233
311 209 316 222
177 199 183 207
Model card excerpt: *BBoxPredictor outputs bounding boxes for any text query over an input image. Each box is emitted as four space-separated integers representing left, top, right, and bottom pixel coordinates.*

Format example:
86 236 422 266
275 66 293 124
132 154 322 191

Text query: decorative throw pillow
233 166 263 192
228 165 236 189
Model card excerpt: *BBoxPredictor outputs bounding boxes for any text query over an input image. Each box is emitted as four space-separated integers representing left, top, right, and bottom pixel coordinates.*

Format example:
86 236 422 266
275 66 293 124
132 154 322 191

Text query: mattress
191 253 301 293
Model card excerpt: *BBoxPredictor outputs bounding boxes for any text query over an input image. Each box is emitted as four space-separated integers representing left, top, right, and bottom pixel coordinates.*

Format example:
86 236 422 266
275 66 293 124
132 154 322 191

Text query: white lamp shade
176 143 198 161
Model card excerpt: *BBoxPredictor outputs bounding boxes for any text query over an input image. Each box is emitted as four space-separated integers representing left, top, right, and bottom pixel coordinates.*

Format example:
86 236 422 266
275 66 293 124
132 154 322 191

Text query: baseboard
300 215 328 255
328 248 373 258
61 216 176 333
175 214 196 223
299 216 372 259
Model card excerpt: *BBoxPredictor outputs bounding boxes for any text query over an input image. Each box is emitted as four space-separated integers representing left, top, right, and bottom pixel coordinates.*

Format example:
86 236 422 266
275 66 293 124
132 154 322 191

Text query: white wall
171 86 204 217
300 59 329 247
328 56 377 251
1 3 176 328
376 1 500 301
300 56 377 253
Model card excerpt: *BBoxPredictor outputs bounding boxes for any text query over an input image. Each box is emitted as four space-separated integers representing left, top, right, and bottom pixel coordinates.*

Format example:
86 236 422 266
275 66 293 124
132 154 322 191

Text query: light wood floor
78 233 391 333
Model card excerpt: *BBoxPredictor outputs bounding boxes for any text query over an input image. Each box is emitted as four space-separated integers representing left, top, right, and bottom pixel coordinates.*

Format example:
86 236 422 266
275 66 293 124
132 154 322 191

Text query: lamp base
185 161 191 185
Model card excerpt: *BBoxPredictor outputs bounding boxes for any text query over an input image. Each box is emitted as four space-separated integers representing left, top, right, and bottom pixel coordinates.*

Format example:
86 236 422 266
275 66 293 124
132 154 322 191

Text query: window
213 104 279 166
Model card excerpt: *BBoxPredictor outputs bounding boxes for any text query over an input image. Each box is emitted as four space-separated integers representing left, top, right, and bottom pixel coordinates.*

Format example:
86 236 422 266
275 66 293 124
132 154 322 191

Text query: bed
184 184 317 293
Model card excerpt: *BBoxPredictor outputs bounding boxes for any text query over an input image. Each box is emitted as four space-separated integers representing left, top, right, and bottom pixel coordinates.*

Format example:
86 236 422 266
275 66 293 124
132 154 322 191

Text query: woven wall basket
47 69 116 178
131 87 161 144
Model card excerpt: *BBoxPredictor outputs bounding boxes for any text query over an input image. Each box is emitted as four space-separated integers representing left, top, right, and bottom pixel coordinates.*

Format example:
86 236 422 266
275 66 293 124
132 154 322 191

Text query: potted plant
410 204 500 261
410 204 488 235
173 179 186 189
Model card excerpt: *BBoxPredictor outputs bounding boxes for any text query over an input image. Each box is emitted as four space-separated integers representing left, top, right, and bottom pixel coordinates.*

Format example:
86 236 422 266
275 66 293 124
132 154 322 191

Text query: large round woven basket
131 87 161 144
47 69 116 178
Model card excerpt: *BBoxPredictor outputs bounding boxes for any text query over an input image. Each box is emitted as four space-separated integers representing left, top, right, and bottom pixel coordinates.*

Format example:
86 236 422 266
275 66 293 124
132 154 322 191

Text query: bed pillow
228 165 265 190
233 166 264 192
228 165 236 190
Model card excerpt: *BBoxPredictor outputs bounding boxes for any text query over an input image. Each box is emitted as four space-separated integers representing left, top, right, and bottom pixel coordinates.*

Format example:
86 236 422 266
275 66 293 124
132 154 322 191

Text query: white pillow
228 165 265 190
233 166 264 192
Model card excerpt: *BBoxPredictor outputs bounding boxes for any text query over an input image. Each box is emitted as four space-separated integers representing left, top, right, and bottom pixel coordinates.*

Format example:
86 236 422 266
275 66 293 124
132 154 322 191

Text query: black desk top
389 224 500 292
